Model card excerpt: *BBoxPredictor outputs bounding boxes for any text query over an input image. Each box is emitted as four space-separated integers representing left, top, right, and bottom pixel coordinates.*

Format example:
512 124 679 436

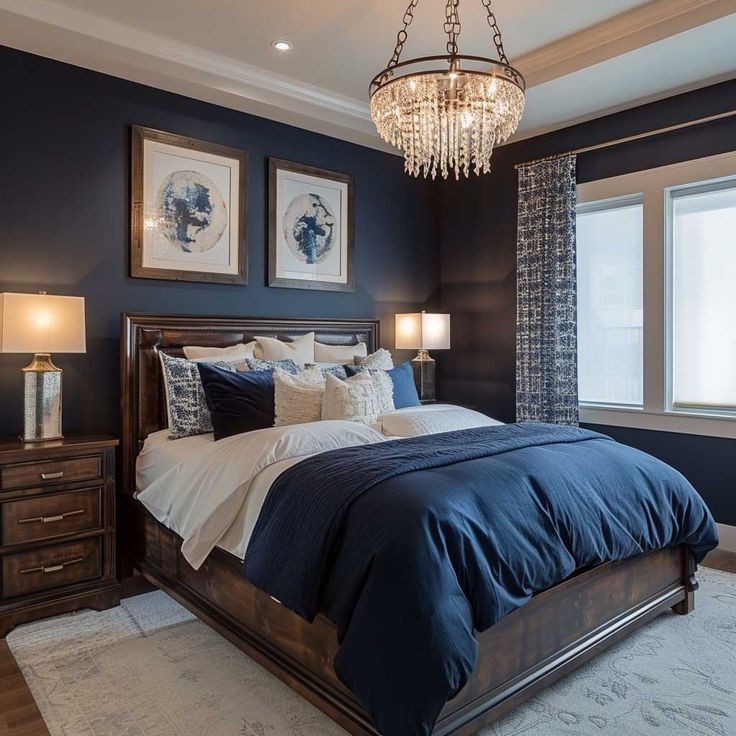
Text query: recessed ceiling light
272 39 293 51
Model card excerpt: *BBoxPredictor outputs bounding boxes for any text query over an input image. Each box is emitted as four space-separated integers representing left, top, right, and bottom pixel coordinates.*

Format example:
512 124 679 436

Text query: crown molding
0 0 388 152
0 0 732 152
515 0 735 87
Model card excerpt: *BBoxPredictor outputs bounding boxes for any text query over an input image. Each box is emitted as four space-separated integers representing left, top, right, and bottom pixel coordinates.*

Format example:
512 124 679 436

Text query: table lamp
395 311 450 402
0 292 86 442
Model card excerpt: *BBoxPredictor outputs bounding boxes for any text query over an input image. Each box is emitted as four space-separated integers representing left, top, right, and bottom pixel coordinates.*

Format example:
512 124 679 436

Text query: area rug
7 567 736 736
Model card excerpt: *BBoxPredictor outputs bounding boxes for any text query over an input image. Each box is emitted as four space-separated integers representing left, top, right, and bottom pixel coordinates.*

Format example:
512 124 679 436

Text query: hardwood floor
1 555 735 736
0 640 49 736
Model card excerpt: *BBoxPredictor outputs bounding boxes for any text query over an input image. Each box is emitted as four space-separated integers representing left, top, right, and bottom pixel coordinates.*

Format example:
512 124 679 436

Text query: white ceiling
1 0 735 152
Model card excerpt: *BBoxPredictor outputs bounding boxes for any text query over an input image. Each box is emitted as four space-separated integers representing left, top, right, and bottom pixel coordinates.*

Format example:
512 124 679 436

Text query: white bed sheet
136 421 386 568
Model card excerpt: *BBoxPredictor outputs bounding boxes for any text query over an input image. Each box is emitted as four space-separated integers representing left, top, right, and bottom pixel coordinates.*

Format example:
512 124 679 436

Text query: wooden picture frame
130 126 248 285
269 158 354 292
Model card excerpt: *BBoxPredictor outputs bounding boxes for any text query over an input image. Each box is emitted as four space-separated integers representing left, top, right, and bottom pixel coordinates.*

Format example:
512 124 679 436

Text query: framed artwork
130 126 248 284
269 158 354 292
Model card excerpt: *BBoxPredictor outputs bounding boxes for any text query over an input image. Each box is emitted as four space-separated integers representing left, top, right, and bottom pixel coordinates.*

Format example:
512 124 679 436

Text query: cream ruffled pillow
355 348 394 371
322 372 381 425
273 366 325 426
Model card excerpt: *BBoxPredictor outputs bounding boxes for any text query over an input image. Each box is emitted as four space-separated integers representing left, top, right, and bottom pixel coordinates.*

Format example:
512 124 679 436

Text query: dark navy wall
0 46 438 437
435 79 736 525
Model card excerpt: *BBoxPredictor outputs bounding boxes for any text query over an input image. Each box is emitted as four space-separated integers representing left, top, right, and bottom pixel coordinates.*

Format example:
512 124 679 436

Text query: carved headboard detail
120 313 379 494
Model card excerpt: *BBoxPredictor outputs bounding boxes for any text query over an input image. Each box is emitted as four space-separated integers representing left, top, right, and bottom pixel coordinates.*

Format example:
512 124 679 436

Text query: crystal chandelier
370 0 525 179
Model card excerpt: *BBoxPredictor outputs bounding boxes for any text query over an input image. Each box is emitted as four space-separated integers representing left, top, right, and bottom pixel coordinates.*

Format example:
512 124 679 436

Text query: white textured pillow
381 404 503 438
322 373 381 425
314 341 368 363
254 332 315 366
367 370 394 415
356 348 394 370
183 342 256 362
273 366 325 426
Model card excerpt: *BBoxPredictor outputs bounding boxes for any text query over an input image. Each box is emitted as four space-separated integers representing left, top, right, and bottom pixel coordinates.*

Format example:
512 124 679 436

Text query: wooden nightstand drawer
1 488 102 547
0 454 101 491
2 537 102 598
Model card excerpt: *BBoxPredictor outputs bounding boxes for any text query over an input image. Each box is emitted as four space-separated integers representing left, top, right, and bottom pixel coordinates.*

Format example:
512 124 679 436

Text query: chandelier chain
444 0 461 57
386 0 420 70
480 0 509 64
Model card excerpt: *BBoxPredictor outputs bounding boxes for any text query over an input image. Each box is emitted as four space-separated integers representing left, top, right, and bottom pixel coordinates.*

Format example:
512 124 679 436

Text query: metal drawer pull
18 509 85 525
41 471 64 480
20 557 86 575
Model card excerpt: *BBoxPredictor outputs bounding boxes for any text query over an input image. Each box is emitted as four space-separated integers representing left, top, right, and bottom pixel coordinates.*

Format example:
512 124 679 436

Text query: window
577 198 643 406
670 181 736 412
576 151 736 439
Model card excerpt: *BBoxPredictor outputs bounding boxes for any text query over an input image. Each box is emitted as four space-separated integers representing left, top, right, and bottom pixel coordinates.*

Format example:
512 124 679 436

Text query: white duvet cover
136 421 385 569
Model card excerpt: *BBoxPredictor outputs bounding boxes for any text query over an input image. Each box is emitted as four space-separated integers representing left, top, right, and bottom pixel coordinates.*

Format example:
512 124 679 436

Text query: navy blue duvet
244 423 718 736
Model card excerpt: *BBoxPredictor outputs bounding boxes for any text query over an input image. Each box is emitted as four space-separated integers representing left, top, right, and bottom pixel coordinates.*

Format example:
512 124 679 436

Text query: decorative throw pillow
354 348 394 371
344 365 395 414
253 332 315 366
322 372 381 424
273 367 326 427
198 364 275 440
159 352 235 439
246 357 299 374
314 341 368 363
307 362 349 379
386 362 421 409
182 342 256 367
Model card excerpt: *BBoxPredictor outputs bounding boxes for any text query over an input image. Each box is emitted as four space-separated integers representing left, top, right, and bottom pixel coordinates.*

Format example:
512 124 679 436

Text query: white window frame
577 150 736 439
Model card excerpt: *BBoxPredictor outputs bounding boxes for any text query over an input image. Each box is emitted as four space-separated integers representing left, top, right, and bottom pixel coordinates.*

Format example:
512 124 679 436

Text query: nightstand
0 436 121 637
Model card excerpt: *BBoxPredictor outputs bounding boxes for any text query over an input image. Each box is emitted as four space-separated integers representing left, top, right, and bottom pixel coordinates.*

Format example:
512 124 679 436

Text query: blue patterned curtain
516 154 578 425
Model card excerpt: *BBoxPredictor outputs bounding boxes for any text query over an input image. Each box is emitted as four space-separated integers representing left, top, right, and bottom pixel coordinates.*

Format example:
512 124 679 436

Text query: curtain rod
514 108 736 169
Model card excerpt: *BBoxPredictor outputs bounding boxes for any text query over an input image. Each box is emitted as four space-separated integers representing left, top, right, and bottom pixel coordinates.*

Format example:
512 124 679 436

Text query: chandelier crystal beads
370 0 525 180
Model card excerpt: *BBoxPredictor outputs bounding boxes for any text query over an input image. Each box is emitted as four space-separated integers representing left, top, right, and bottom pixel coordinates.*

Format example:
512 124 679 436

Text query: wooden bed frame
120 312 698 736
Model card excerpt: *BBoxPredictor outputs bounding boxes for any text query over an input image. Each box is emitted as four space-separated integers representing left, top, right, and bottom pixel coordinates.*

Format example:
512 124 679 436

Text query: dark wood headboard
120 313 379 494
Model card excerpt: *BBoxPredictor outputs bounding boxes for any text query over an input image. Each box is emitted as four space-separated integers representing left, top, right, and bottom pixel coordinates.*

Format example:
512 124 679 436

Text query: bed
120 312 713 736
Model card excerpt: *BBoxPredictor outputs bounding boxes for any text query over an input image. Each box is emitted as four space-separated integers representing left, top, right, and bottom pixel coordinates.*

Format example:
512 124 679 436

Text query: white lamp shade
395 312 451 350
0 293 86 354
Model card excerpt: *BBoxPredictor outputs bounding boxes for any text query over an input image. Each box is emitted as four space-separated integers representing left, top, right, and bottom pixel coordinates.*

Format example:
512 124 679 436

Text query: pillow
343 364 394 414
322 372 381 425
381 404 504 438
159 352 236 439
354 348 394 371
254 332 315 365
386 362 421 409
307 362 349 379
197 363 275 440
314 341 368 363
247 357 299 374
273 367 325 427
183 342 256 364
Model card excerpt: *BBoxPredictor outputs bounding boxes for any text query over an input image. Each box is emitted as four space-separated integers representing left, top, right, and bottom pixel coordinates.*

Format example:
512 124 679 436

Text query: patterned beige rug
7 568 736 736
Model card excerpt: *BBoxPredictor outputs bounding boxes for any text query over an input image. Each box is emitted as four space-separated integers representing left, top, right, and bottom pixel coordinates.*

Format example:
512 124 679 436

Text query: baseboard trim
716 523 736 553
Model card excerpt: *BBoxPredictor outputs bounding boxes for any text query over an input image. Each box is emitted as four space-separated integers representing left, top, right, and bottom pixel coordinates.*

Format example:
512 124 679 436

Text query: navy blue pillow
387 361 421 409
344 361 421 409
198 363 274 440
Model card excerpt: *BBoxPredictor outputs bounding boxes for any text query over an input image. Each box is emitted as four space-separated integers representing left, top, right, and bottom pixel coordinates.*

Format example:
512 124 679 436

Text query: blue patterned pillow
246 357 299 374
159 352 236 439
306 362 349 380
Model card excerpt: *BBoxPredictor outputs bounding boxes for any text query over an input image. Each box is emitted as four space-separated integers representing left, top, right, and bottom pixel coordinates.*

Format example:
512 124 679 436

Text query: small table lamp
0 292 86 442
395 311 450 402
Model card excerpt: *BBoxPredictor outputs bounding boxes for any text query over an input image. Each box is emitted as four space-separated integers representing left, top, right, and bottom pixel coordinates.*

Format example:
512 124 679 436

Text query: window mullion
641 188 665 415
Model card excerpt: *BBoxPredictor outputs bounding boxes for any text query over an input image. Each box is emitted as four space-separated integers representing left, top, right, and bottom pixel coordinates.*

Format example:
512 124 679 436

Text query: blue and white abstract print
282 193 336 265
156 170 228 253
